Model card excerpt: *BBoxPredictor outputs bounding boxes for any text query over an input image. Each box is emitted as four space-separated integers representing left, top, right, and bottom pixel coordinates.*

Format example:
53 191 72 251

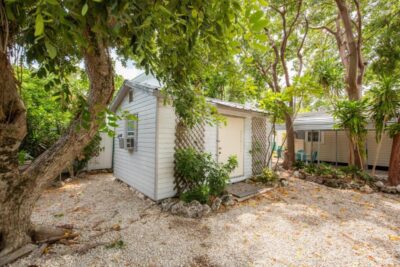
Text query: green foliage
311 58 344 95
5 0 240 131
366 75 400 141
175 148 238 203
105 240 125 249
208 156 238 196
255 168 278 184
332 99 368 164
180 185 210 204
293 160 305 170
299 162 373 181
304 163 342 177
333 100 368 140
20 69 76 158
340 165 373 181
73 133 103 172
387 123 400 138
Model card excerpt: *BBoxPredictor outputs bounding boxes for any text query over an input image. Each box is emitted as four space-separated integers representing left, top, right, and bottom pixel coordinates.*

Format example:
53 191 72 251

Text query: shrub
175 148 238 203
340 165 373 181
175 147 210 187
293 160 305 170
256 167 279 184
208 156 238 196
303 163 343 178
180 185 210 204
304 163 318 174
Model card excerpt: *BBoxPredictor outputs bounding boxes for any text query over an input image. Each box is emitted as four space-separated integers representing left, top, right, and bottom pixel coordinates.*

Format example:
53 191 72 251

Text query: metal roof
276 111 395 131
110 74 268 115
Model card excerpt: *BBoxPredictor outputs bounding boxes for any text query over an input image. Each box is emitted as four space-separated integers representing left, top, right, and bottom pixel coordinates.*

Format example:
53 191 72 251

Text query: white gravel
11 173 400 266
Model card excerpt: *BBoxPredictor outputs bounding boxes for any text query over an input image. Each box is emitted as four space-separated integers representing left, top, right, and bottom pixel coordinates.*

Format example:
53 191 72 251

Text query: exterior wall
155 99 177 200
367 131 392 167
87 132 113 170
292 130 392 167
113 87 157 199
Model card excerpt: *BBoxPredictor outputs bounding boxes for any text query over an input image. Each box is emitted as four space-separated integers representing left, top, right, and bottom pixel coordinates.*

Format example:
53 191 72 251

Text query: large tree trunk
0 35 114 256
0 49 30 256
388 118 400 186
283 112 295 169
335 0 365 170
335 0 361 101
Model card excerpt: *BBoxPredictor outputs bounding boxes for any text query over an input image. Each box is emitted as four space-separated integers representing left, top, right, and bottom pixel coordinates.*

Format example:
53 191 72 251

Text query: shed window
128 90 134 103
295 131 305 140
307 131 324 143
125 115 138 151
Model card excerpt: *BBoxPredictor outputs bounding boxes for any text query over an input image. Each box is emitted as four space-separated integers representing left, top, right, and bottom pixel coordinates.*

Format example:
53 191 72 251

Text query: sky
112 51 143 80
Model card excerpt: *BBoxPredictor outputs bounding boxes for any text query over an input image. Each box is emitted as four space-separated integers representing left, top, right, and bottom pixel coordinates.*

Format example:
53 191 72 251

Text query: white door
218 116 244 178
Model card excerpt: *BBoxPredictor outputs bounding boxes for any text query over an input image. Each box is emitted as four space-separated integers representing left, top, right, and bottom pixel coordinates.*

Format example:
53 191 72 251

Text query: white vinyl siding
113 88 157 199
155 100 177 200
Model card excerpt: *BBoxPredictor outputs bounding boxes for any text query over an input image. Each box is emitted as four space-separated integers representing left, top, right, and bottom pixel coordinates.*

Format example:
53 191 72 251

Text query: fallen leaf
388 235 400 241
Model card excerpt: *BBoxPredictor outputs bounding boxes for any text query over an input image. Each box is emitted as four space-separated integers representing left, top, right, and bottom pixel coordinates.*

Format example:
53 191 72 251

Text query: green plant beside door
175 148 238 204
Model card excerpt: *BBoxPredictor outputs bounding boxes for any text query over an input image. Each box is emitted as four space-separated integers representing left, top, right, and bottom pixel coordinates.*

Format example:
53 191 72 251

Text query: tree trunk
388 118 400 186
0 34 115 256
0 50 30 256
283 112 295 169
335 0 366 170
335 0 360 101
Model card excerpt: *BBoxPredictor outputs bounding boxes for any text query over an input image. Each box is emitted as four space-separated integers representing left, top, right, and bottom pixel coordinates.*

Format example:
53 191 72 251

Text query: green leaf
82 3 88 16
251 19 268 32
46 0 59 5
250 10 264 24
192 9 198 18
35 13 44 37
45 40 57 59
5 5 15 21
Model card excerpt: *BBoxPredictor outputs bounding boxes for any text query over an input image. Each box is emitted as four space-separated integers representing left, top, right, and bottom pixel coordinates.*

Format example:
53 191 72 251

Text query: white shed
109 74 272 201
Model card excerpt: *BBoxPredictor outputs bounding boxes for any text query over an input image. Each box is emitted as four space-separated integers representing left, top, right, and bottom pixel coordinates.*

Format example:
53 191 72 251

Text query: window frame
128 90 134 103
307 131 324 144
125 114 138 151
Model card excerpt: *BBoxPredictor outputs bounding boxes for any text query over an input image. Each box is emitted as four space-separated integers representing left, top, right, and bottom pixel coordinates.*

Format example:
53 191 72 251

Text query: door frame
216 114 245 178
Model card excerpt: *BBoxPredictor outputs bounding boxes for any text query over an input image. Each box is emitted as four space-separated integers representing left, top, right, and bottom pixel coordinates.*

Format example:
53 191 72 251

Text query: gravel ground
11 172 400 266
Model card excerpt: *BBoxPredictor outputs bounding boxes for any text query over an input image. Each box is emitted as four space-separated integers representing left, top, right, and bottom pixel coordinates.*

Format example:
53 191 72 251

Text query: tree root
32 226 78 244
70 232 122 255
0 244 37 266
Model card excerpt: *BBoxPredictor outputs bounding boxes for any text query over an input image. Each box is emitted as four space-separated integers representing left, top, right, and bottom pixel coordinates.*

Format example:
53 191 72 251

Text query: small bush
304 163 318 174
340 165 373 181
175 148 238 203
256 168 279 184
180 185 210 204
293 160 305 170
303 163 343 178
208 156 238 196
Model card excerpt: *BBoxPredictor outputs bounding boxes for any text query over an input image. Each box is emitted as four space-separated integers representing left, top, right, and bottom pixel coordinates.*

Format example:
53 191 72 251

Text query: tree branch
21 33 115 198
309 25 337 36
297 16 309 77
